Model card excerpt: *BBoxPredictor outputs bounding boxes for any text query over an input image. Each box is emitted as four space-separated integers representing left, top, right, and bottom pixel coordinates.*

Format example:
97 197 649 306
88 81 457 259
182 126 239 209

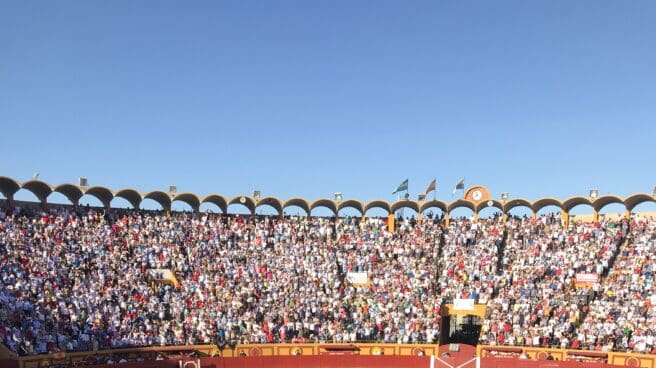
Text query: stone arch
171 200 193 212
83 186 114 208
624 193 655 212
143 190 172 211
255 197 283 215
172 193 201 212
172 193 200 210
78 193 105 208
201 194 228 214
337 199 364 216
0 176 21 199
46 191 74 206
503 198 532 214
199 202 222 214
532 197 563 214
628 197 656 215
21 180 53 203
592 195 625 214
109 196 134 209
364 200 391 216
114 189 142 209
390 200 419 214
310 198 337 216
13 188 42 204
448 199 475 214
228 195 256 214
53 183 84 206
562 196 593 213
282 198 310 216
475 199 503 214
419 200 447 215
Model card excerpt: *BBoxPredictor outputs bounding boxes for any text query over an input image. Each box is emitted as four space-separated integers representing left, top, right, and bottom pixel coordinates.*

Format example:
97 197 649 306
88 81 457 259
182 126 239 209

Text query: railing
14 345 217 368
10 342 656 368
478 344 656 368
11 343 439 368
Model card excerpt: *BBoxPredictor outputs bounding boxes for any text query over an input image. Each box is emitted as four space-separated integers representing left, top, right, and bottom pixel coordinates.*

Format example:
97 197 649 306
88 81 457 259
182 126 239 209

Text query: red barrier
11 343 643 368
52 355 632 368
482 357 619 368
220 355 430 368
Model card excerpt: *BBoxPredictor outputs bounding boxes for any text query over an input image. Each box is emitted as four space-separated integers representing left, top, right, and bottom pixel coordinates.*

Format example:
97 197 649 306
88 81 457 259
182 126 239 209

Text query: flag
452 178 465 196
418 194 426 201
393 179 409 194
423 179 436 196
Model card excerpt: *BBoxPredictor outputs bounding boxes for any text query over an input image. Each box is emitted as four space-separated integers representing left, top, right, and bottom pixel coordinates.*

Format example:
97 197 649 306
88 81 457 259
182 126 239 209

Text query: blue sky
1 1 655 214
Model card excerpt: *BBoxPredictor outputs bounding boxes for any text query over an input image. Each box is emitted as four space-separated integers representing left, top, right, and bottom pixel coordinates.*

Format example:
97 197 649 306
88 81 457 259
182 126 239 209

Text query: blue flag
452 178 465 195
393 179 409 194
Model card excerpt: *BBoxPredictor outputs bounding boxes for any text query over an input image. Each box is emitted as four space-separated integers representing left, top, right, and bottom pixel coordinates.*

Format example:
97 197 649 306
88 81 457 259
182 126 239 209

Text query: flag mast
433 178 437 201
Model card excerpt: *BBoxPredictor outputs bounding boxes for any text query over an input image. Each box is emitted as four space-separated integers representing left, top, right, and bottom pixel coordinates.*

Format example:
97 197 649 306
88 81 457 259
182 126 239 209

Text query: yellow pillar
417 212 422 222
388 214 395 232
474 212 479 222
625 209 630 219
532 212 536 220
593 209 599 222
562 210 569 229
445 212 450 227
502 213 507 223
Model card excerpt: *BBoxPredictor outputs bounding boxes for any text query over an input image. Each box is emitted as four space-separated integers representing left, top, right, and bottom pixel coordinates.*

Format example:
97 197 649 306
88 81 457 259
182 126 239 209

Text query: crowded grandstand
0 177 655 364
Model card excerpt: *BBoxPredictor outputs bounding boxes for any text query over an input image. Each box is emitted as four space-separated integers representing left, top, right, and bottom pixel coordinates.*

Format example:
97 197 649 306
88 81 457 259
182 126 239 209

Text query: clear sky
1 1 655 214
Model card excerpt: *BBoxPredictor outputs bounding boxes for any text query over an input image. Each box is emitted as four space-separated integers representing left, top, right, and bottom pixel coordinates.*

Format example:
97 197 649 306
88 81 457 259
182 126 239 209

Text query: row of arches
0 176 654 217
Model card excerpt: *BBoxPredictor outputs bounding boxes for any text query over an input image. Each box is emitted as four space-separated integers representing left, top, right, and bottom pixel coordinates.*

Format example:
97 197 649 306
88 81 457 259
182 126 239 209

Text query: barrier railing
9 342 656 368
12 343 437 368
478 344 656 368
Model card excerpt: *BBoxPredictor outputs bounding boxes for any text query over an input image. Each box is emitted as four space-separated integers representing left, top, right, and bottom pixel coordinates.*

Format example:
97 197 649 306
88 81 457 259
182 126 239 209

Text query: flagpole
433 178 436 201
404 187 408 220
396 192 400 220
462 177 465 199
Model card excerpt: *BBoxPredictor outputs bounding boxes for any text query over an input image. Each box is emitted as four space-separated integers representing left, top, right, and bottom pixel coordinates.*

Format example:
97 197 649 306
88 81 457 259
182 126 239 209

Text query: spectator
0 204 650 357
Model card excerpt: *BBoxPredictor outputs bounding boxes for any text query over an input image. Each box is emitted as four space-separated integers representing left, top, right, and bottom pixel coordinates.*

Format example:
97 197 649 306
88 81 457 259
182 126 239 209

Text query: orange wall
52 355 632 368
479 345 656 368
13 343 656 368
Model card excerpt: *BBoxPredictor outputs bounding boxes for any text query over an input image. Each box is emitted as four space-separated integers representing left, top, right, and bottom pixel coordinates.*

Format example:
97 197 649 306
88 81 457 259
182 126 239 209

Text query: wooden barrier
10 343 656 368
15 345 218 368
21 355 633 368
83 356 432 368
479 344 656 368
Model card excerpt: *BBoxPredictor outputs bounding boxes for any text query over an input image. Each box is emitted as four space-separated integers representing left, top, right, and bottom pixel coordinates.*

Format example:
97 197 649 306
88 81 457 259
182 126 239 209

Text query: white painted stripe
436 357 455 368
456 357 478 368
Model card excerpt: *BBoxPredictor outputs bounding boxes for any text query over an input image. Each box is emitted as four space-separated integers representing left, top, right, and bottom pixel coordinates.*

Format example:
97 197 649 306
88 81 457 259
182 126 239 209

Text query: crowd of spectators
0 205 444 356
479 214 631 352
0 203 654 357
577 216 656 354
437 216 503 306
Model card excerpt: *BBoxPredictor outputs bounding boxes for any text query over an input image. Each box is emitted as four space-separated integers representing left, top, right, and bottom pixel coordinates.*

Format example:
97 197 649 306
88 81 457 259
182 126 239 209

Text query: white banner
453 298 475 311
148 268 180 288
575 273 599 289
148 268 173 280
346 271 369 286
575 273 599 283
